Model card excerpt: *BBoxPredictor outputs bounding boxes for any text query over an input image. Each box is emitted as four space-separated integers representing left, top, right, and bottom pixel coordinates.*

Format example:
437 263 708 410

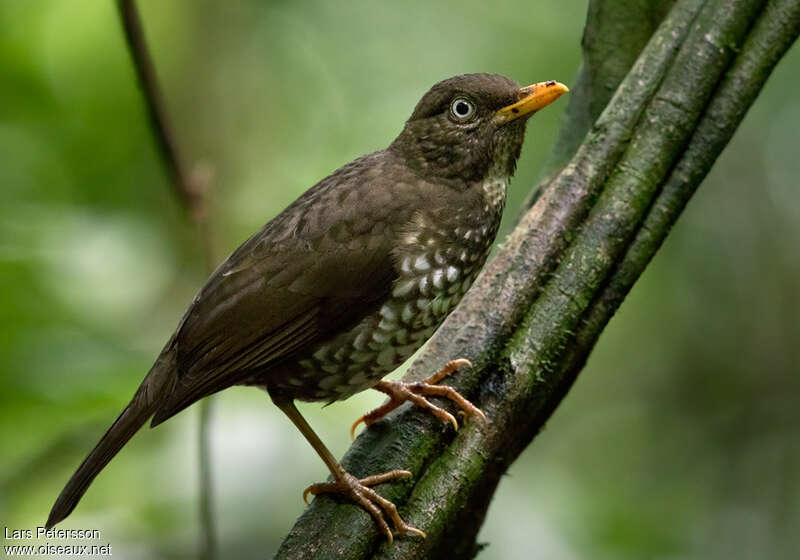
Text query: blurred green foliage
0 1 797 558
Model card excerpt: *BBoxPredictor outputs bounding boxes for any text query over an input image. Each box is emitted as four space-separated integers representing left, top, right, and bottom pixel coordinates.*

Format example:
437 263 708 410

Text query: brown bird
46 73 568 540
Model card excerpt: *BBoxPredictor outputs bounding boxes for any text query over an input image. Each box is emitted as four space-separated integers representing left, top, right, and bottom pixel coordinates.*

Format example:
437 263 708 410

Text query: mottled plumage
47 73 568 537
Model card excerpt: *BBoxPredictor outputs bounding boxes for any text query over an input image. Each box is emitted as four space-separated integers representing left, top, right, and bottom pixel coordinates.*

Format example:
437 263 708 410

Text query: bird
46 73 568 541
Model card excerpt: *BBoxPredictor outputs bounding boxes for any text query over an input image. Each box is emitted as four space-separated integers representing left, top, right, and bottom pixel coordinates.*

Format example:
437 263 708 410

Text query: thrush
47 73 567 540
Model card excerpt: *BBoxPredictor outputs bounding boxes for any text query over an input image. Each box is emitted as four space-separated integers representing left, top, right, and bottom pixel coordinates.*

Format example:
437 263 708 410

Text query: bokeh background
1 1 798 558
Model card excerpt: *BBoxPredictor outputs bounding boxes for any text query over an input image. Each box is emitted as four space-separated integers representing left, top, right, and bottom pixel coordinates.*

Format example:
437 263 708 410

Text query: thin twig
117 0 192 207
115 1 217 559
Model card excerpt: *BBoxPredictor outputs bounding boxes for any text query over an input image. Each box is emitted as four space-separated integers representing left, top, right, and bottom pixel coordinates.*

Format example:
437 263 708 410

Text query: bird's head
390 73 568 187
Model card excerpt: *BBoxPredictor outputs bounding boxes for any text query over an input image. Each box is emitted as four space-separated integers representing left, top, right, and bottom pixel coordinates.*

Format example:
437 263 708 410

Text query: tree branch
542 0 676 179
116 2 217 558
563 0 800 386
275 0 799 558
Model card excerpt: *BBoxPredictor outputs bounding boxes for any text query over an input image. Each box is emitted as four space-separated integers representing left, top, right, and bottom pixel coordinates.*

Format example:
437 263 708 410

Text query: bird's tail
46 340 176 528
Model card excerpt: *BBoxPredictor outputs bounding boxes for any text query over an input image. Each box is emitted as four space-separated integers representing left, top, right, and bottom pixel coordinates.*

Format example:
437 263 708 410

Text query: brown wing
151 151 419 424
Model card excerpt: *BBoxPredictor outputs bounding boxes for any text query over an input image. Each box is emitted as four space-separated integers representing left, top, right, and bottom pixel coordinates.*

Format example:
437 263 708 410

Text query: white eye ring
450 97 475 121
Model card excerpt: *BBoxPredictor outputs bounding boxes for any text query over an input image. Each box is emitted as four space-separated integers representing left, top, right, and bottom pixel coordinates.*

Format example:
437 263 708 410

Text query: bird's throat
481 177 508 214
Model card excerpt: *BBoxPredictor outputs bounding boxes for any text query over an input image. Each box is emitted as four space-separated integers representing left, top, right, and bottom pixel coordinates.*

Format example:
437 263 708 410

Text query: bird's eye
450 97 475 121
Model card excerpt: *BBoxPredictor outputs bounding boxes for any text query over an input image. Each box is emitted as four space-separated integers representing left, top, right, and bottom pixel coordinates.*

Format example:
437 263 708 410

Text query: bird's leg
350 359 487 439
274 399 425 543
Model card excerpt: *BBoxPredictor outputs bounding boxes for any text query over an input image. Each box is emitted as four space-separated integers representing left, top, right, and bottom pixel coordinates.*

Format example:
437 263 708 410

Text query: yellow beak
495 81 569 124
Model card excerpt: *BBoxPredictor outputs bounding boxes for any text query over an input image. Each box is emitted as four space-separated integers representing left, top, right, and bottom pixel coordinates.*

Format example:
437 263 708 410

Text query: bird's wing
152 152 418 424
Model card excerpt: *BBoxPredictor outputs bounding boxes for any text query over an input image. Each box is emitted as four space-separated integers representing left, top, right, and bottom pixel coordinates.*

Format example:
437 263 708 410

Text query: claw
426 358 472 385
301 470 422 541
350 358 485 438
350 416 365 441
277 400 423 542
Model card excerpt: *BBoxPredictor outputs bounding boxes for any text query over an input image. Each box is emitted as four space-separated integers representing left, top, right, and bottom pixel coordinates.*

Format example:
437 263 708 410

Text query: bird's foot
302 470 424 542
351 358 487 439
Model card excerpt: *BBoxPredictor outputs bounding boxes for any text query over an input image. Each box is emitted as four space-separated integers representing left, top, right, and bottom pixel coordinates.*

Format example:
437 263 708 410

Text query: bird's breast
268 177 507 402
481 177 507 212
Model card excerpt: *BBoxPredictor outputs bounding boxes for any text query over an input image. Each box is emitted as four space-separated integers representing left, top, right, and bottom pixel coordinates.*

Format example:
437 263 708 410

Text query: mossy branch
276 0 799 558
539 0 676 182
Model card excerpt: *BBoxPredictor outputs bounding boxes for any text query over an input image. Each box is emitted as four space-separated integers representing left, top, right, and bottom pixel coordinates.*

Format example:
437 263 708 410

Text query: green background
1 1 798 558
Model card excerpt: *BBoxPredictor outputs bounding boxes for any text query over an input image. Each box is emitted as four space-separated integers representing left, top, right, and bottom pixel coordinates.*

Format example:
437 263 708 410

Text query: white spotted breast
270 177 507 401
